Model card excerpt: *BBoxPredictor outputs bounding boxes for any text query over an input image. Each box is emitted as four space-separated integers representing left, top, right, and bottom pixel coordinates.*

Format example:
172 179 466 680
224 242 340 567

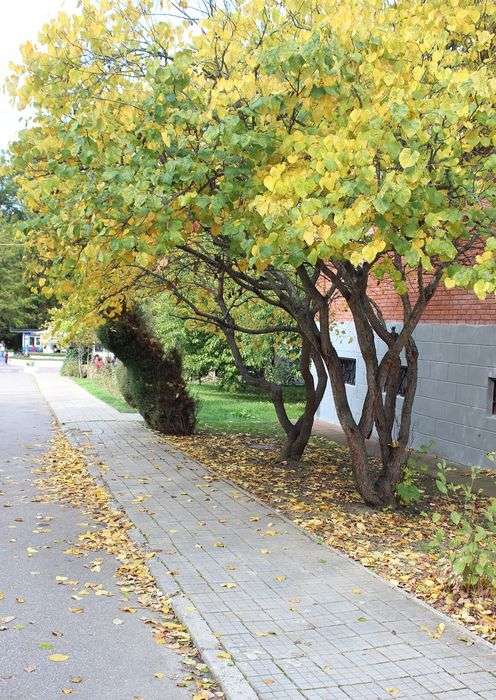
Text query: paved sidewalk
37 371 496 699
0 367 191 699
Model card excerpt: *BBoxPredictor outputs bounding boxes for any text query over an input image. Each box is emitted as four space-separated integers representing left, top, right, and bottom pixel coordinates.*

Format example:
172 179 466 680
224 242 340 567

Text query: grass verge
72 377 136 413
74 375 306 431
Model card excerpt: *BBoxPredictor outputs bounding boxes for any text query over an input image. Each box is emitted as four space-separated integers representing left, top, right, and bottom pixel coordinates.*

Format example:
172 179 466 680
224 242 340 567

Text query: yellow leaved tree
8 0 496 505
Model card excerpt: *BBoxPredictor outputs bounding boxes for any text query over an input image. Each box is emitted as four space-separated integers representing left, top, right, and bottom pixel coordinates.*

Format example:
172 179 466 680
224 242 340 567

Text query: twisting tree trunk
280 342 327 464
158 263 328 467
222 323 326 466
294 259 445 507
98 308 196 435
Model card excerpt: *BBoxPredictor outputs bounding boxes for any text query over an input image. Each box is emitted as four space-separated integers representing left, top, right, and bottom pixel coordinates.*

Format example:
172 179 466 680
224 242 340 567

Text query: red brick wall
331 276 496 324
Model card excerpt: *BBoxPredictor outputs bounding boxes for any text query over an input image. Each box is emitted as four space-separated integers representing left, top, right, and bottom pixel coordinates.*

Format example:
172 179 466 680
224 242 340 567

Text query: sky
0 0 79 152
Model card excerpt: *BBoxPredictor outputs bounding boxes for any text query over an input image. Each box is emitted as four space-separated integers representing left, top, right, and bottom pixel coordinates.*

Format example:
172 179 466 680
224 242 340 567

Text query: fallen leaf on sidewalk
220 582 236 589
48 654 69 662
421 622 445 639
36 433 222 698
24 665 36 673
216 651 232 661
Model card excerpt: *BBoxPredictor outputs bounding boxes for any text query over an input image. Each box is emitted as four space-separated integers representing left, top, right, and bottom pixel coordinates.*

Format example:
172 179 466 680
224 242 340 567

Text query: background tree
0 172 52 346
147 294 303 387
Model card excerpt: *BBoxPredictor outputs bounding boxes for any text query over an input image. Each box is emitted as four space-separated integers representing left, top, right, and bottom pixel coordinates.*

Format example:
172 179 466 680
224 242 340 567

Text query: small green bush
61 358 87 378
430 458 496 591
395 448 428 506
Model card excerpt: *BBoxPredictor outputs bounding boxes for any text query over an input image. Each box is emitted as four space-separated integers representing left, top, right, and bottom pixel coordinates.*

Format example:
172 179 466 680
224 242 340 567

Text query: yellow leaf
303 228 315 246
48 654 69 662
399 148 420 169
473 280 488 300
217 651 232 661
350 251 363 267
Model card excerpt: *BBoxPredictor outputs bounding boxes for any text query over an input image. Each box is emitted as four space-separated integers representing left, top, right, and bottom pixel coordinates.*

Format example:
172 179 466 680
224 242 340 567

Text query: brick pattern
37 374 496 700
331 276 496 324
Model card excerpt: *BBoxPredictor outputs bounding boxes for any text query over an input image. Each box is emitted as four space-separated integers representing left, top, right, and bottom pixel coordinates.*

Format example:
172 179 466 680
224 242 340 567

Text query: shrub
431 458 496 591
395 447 430 506
114 361 136 408
97 309 196 435
61 358 88 378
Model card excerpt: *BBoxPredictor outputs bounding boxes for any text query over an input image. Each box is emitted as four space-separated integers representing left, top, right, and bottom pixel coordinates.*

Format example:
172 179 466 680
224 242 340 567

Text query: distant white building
12 329 59 353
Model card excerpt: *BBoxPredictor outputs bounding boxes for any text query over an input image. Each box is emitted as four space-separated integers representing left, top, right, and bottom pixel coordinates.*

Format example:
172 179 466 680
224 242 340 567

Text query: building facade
316 282 496 468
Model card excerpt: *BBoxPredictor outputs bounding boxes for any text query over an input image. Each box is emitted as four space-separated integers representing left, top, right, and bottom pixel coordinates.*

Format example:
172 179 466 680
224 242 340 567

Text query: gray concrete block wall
315 321 496 468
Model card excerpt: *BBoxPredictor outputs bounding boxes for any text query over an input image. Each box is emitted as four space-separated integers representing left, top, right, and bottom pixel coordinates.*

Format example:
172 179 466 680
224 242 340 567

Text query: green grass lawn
72 378 136 413
73 376 306 433
191 383 305 434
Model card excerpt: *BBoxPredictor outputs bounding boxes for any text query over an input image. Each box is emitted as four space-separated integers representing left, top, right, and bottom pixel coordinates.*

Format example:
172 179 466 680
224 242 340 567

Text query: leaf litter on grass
35 433 223 699
166 432 496 644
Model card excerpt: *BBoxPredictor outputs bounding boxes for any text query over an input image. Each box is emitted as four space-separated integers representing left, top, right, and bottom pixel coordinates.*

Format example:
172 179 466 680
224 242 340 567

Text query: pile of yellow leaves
167 433 496 644
35 433 222 700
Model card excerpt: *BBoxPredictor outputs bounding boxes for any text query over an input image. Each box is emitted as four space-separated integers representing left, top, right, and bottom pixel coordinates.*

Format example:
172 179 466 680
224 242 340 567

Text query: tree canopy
7 0 496 504
9 0 496 318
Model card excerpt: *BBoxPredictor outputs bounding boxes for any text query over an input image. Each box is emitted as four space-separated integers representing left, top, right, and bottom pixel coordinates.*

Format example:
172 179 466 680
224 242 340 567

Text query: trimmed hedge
98 309 196 435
